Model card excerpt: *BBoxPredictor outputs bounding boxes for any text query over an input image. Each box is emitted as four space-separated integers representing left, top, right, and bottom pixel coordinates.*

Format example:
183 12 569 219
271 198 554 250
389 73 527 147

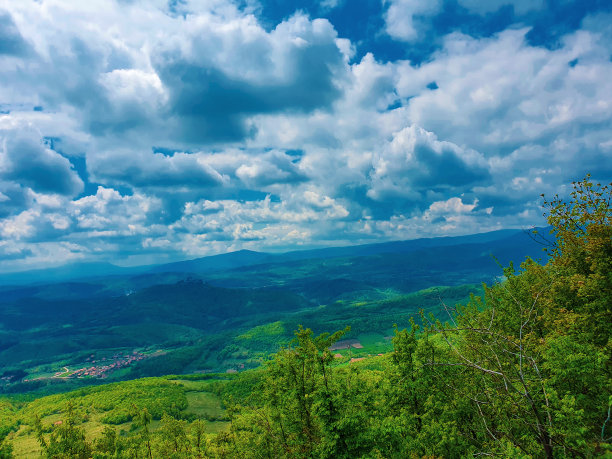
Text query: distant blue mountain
266 228 541 262
0 262 134 286
0 227 549 286
149 249 270 274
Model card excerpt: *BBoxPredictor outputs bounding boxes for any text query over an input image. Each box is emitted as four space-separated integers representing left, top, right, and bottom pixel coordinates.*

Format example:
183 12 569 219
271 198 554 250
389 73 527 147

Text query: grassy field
3 376 231 458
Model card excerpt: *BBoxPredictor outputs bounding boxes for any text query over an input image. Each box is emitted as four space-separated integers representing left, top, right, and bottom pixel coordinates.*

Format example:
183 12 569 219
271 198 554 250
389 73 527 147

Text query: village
53 350 159 379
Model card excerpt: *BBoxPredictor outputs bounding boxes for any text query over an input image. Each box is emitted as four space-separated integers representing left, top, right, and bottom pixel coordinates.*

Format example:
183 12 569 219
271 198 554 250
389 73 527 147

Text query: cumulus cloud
0 182 31 218
384 0 442 42
2 1 348 147
0 10 30 56
88 150 227 189
367 125 489 203
0 240 83 272
383 0 548 43
399 29 612 152
233 150 308 187
0 125 84 197
87 147 308 194
153 13 346 142
172 189 349 252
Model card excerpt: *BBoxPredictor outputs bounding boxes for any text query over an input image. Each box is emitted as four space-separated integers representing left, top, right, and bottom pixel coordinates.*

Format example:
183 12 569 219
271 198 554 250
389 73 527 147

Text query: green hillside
0 279 480 396
0 375 231 457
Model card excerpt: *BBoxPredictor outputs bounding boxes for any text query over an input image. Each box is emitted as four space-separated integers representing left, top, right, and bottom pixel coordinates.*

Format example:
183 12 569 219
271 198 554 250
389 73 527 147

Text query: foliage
219 176 611 458
34 402 92 458
0 433 11 459
228 325 378 458
417 176 612 457
22 378 187 426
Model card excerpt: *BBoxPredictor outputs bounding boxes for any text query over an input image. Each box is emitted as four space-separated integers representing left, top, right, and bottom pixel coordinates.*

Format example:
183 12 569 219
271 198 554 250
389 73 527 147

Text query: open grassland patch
184 392 225 419
5 375 232 456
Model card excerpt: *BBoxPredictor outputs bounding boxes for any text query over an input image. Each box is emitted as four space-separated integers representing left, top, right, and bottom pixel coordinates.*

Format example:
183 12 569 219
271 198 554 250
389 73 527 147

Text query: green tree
229 325 352 458
156 413 190 458
389 321 477 457
93 425 120 458
190 419 207 458
0 430 12 459
132 405 153 459
541 176 612 347
34 402 93 459
418 177 612 457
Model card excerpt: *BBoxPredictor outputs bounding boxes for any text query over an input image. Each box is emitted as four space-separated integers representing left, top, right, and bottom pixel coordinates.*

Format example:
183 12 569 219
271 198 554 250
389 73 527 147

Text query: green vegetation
0 283 478 396
0 177 608 457
1 376 232 457
0 223 542 395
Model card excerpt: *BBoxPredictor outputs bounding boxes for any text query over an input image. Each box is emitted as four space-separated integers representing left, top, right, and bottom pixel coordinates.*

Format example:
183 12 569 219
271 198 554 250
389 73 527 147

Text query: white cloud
400 29 612 152
383 0 546 42
70 186 163 233
88 150 228 189
384 0 442 42
427 197 478 215
367 125 489 202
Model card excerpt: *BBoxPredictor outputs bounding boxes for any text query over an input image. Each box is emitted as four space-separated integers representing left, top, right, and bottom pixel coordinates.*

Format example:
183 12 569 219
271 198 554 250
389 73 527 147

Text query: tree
190 419 207 458
34 402 93 459
540 175 612 346
93 425 123 458
0 430 12 459
418 177 612 457
156 413 190 458
131 405 153 459
229 325 353 457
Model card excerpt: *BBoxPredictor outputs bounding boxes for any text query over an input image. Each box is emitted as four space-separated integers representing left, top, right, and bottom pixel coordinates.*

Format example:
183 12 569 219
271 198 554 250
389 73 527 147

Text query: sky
0 0 611 272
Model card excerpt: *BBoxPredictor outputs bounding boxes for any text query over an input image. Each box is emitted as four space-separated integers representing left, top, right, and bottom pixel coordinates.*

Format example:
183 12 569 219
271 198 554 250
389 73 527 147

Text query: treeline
32 405 216 459
2 177 611 458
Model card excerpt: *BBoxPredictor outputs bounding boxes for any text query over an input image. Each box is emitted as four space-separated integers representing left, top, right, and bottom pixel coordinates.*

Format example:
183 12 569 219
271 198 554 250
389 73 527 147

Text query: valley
0 228 545 395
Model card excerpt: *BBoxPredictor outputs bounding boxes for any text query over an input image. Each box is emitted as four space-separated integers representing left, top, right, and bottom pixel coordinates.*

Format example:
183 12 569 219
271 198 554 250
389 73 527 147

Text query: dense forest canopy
0 177 610 458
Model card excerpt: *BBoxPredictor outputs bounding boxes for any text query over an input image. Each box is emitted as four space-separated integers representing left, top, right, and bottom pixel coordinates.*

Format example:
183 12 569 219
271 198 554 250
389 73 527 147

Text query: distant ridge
0 227 548 286
267 228 532 262
149 249 269 274
0 262 132 286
